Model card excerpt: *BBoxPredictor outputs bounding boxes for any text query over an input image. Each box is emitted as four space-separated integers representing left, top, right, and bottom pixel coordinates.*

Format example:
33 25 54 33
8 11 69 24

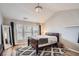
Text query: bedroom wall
44 9 79 51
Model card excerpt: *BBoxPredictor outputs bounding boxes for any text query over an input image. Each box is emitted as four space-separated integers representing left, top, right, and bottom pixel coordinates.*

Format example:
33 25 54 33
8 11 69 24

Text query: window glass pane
24 33 32 40
17 33 23 40
16 24 23 40
24 25 32 33
24 25 32 40
33 25 39 36
16 24 23 32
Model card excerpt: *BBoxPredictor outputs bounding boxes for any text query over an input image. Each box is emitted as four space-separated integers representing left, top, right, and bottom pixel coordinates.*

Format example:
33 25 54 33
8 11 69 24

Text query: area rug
16 46 64 56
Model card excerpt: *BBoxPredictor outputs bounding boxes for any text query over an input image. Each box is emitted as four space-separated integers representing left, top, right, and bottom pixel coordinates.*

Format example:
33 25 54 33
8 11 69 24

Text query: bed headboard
45 33 59 42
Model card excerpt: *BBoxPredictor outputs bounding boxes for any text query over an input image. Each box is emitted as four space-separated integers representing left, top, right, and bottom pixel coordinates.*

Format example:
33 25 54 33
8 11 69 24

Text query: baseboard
66 48 79 54
60 37 79 52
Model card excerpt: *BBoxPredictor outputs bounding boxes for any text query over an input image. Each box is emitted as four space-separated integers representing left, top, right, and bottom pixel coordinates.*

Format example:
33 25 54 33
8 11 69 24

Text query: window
16 23 39 41
16 24 23 40
24 25 32 40
32 25 39 36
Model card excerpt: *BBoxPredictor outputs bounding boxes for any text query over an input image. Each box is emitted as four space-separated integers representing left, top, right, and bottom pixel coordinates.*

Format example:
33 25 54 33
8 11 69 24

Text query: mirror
2 25 12 49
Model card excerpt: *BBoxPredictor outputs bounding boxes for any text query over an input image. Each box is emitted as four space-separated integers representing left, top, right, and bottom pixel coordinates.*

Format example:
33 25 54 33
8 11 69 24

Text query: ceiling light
35 3 43 13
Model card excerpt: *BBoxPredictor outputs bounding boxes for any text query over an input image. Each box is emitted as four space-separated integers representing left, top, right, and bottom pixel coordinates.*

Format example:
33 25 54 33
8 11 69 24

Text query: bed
28 33 60 54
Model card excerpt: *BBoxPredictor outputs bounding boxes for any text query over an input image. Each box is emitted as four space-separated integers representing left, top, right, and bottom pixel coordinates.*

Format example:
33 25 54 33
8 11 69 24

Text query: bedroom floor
2 42 79 56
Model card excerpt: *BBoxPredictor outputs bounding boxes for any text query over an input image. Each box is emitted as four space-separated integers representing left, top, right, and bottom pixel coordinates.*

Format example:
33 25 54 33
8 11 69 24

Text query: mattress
31 35 57 47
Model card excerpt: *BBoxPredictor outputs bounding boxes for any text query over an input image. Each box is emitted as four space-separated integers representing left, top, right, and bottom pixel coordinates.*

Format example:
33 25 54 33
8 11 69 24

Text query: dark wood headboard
45 33 60 42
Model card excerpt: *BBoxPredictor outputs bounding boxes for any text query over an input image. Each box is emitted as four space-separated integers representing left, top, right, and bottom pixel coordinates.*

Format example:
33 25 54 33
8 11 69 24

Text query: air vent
24 17 28 19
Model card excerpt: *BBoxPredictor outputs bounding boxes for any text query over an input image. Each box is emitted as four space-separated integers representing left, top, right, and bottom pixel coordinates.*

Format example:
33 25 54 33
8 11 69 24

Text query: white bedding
31 35 57 47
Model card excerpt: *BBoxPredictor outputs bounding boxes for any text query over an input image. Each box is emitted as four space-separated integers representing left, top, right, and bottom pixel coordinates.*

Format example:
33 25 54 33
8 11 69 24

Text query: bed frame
28 33 60 55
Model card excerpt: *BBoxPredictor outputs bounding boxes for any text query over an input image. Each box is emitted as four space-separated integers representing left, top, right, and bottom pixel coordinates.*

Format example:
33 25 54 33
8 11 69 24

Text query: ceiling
0 3 79 23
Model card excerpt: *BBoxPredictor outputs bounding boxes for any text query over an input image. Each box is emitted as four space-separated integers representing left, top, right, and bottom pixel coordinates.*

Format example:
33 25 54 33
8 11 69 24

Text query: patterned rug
16 46 64 56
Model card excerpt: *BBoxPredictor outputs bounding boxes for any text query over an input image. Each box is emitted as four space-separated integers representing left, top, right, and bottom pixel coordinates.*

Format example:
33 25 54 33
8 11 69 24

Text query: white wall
45 9 79 51
0 12 3 44
46 9 79 28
